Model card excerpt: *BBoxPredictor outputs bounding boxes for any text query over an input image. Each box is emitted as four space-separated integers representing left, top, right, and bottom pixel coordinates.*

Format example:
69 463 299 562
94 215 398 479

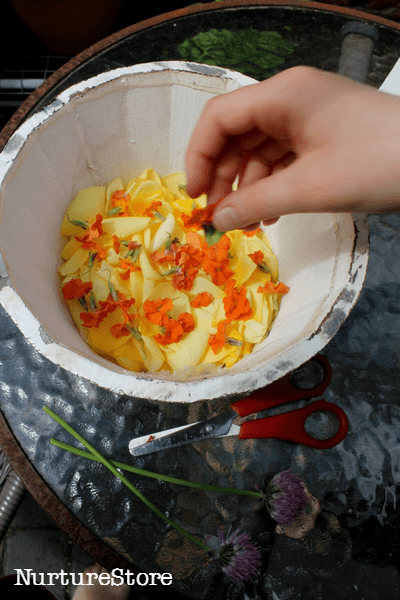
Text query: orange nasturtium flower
172 267 198 291
202 234 233 286
80 291 136 329
80 301 116 328
88 242 108 262
111 190 132 215
155 320 184 345
191 292 213 308
143 298 174 326
202 258 233 287
75 214 104 245
112 235 121 254
62 278 93 300
223 278 253 322
143 200 162 217
257 281 290 295
175 244 204 269
208 320 228 354
119 258 141 280
177 312 195 333
110 310 139 339
180 197 224 229
248 251 264 265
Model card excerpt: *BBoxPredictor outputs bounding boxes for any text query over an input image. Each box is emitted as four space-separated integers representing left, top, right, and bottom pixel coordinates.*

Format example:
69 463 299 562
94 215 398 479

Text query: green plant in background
178 28 293 80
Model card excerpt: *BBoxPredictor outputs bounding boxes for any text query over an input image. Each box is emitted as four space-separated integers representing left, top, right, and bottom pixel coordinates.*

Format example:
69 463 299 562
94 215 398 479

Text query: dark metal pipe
0 460 26 541
338 21 380 83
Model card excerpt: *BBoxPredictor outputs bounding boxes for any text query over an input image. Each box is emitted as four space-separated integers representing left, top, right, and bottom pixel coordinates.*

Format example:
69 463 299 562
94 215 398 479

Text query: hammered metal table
1 2 400 598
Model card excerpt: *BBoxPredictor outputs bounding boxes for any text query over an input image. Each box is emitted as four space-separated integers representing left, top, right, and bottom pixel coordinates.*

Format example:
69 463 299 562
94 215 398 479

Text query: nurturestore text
14 569 172 587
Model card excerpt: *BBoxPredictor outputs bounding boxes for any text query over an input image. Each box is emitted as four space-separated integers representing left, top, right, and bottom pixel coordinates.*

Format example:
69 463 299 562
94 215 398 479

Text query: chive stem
50 437 262 499
43 406 209 551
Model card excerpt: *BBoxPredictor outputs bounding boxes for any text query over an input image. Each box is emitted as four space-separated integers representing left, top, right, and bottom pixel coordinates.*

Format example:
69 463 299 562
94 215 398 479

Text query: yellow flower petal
61 186 106 236
58 247 89 276
164 328 209 371
101 217 150 237
88 308 131 353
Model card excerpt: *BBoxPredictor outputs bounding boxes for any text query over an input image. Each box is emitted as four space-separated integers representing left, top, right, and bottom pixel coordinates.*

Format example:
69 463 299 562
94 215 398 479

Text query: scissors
128 354 348 456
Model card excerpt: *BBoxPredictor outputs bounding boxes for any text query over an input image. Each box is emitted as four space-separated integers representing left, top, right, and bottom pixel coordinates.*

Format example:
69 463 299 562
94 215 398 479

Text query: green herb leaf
106 207 122 215
68 216 88 229
257 262 272 274
226 337 242 347
108 278 119 302
125 246 141 261
203 223 225 246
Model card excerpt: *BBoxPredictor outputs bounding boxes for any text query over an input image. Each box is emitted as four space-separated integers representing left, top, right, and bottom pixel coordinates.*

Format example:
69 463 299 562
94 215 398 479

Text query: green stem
50 438 263 499
43 406 209 551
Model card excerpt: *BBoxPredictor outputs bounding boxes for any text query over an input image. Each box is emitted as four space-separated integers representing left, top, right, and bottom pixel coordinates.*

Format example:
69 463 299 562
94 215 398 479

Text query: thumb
211 167 303 231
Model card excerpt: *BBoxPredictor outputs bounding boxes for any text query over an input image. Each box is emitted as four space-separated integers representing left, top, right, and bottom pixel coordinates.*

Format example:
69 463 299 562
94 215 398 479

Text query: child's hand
185 66 400 231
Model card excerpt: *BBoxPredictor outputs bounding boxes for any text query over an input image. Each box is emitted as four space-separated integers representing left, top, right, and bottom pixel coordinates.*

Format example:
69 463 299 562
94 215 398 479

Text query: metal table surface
0 2 400 598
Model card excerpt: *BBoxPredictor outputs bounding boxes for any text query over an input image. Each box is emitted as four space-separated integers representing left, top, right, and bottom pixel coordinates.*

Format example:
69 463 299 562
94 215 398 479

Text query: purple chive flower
206 528 262 583
264 469 307 526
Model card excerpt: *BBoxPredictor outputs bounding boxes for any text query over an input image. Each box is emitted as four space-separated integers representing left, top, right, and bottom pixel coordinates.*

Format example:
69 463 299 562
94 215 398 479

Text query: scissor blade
129 410 238 456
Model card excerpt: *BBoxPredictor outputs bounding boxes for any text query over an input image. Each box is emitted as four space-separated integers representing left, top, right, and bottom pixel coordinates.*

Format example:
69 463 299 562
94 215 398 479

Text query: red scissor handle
231 354 332 417
238 399 348 449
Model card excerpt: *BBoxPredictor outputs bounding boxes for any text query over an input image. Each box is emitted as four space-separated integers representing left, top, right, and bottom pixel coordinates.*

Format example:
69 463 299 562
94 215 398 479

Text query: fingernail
213 206 237 232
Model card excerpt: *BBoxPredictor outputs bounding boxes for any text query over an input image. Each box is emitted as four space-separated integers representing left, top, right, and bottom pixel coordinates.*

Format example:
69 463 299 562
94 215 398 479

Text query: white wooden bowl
0 62 369 402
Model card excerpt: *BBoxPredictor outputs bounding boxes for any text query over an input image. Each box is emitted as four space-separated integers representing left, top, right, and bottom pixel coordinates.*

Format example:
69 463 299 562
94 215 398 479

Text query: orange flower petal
172 267 198 291
223 279 253 322
208 321 227 354
144 200 162 217
155 320 184 345
191 292 213 308
62 278 93 300
178 312 195 333
243 228 262 237
248 251 264 265
257 282 290 295
110 323 131 338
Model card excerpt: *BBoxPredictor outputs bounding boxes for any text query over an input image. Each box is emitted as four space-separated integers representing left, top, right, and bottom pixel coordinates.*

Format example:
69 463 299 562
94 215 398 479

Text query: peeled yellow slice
101 216 150 237
58 247 89 276
164 328 209 371
91 272 113 302
137 168 162 184
189 275 225 300
112 340 144 372
150 213 176 252
141 335 164 371
65 300 89 341
139 249 162 280
88 308 131 353
61 237 82 261
61 186 106 236
242 319 268 343
161 172 186 198
230 252 257 287
142 278 157 303
131 180 163 200
193 307 213 331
